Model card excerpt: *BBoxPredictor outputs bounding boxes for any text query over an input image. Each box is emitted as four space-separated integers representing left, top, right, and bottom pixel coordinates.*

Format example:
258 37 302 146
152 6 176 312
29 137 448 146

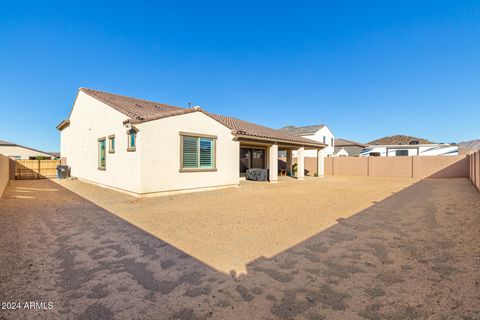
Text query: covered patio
238 136 327 183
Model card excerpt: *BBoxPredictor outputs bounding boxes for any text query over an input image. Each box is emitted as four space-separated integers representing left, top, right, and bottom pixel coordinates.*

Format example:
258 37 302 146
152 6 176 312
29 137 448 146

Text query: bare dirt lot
55 176 417 274
0 177 479 320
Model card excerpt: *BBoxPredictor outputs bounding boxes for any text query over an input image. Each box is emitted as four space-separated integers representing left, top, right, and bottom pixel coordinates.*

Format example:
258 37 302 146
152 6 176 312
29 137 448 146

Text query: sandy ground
0 177 479 320
54 176 416 274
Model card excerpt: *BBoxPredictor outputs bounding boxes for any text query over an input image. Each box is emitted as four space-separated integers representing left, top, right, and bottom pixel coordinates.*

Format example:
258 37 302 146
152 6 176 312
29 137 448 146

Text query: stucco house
334 138 366 157
0 140 56 160
57 88 326 196
279 125 335 157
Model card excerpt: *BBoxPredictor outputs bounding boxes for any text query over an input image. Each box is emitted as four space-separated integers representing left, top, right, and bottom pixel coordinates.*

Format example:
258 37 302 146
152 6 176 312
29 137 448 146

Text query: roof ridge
80 87 185 110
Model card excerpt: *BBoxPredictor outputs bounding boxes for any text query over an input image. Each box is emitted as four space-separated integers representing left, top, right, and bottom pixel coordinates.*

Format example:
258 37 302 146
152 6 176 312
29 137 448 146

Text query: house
0 140 56 160
359 143 459 157
335 148 349 157
334 138 366 157
279 125 335 157
57 88 327 195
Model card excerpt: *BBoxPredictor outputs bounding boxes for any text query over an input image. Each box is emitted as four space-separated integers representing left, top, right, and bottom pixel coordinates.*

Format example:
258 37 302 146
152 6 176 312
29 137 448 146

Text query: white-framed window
180 133 216 171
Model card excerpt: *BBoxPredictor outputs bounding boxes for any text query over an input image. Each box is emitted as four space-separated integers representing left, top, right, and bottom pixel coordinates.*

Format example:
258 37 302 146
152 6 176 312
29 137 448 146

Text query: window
108 135 115 153
331 137 334 146
98 138 106 170
180 133 216 171
395 150 409 156
323 136 326 144
127 131 136 151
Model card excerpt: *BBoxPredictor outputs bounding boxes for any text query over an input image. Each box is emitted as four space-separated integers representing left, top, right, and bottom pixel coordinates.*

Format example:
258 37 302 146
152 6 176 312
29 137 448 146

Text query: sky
0 1 479 152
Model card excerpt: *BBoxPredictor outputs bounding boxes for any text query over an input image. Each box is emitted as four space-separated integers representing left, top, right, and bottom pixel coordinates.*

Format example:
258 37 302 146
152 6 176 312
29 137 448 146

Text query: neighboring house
57 88 326 195
335 148 349 157
0 140 55 160
279 125 335 157
359 144 459 157
334 138 366 157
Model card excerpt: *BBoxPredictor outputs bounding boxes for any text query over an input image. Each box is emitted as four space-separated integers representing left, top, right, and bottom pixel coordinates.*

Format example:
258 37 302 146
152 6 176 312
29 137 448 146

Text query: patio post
317 148 325 178
268 144 278 183
286 149 293 176
297 147 305 180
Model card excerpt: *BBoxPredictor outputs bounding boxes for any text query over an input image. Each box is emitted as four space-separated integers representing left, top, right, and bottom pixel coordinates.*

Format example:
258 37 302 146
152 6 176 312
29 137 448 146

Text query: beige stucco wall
60 91 142 193
323 155 469 179
469 151 480 191
369 157 412 178
413 156 468 179
0 145 53 160
0 154 15 197
333 157 369 176
138 111 239 194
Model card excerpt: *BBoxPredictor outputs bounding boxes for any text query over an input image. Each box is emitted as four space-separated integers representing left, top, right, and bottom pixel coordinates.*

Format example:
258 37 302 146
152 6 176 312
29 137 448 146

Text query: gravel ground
0 177 479 320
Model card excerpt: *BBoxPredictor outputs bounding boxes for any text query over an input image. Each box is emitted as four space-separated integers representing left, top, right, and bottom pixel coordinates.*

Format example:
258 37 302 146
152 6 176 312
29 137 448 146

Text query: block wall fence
281 155 471 180
469 151 480 192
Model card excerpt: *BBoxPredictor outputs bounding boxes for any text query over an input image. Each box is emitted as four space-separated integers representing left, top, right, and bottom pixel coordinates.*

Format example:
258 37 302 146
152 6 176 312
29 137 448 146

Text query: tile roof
80 88 185 120
208 114 325 146
71 88 325 147
334 138 366 147
279 125 325 135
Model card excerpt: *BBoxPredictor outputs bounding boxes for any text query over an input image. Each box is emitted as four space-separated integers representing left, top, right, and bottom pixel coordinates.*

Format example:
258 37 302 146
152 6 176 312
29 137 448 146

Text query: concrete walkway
0 178 479 320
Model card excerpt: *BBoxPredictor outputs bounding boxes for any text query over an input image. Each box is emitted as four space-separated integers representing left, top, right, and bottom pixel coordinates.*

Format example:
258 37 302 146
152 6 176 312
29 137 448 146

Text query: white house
57 88 326 196
335 148 349 157
0 140 56 160
359 144 459 157
279 125 335 157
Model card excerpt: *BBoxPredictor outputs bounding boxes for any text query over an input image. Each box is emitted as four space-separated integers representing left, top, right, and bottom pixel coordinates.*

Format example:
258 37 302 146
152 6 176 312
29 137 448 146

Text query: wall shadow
1 177 479 319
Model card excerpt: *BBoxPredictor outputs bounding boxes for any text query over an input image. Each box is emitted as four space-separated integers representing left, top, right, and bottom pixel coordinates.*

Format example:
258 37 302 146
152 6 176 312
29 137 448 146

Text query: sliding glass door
240 148 266 174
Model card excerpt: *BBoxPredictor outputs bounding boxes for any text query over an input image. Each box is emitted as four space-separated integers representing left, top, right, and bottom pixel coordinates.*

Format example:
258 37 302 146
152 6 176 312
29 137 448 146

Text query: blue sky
0 1 479 151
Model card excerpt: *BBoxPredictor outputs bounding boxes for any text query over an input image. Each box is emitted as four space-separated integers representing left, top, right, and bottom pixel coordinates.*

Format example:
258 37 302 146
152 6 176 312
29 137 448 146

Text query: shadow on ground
0 178 479 320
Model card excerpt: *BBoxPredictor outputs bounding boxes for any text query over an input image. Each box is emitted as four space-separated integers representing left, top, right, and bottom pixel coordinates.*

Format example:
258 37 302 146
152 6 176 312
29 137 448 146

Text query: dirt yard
0 177 479 319
55 176 416 274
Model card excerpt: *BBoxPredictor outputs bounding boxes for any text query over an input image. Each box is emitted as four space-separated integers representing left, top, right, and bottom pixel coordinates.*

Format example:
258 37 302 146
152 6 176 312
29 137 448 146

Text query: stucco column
317 149 325 178
297 147 305 180
268 144 278 183
286 149 293 176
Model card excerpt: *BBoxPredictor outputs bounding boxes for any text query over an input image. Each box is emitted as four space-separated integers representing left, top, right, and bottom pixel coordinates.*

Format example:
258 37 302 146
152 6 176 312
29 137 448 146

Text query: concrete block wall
323 155 469 179
469 151 480 191
0 154 14 197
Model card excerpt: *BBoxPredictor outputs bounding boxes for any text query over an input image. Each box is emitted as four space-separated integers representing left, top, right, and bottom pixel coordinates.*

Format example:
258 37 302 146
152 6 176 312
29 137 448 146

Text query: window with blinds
181 135 215 170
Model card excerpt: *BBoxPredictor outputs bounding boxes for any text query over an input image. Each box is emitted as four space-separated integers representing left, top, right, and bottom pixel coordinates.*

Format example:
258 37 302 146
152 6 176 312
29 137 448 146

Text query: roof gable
279 125 325 135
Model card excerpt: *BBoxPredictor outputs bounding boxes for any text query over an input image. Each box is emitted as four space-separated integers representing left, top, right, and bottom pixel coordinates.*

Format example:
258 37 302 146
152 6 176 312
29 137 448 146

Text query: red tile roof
69 88 325 147
208 114 325 146
80 88 185 120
